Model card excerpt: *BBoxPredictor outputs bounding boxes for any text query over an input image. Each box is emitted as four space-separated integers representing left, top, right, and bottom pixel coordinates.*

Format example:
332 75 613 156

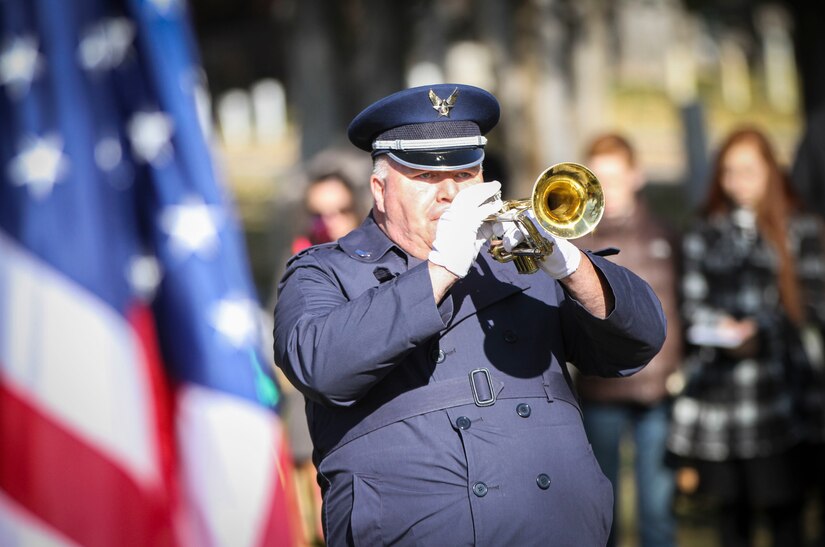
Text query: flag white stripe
0 229 160 485
177 384 281 547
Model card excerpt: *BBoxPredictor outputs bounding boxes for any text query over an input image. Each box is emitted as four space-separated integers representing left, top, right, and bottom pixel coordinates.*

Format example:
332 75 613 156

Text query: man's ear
371 174 386 213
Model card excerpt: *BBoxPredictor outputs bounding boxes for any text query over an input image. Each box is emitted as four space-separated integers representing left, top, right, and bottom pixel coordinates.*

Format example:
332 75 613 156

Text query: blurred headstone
756 5 799 114
719 34 751 112
445 41 495 92
407 61 444 88
251 78 287 144
217 88 253 147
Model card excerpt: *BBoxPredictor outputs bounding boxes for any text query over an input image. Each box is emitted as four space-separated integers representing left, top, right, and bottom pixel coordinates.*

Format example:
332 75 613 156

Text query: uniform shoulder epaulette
286 242 340 268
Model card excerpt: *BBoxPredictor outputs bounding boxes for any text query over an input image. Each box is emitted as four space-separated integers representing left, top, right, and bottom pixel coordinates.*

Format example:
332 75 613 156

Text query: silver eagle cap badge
429 88 459 117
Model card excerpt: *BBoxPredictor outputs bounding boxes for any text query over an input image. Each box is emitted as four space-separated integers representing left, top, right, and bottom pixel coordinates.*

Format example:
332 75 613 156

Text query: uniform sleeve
273 254 452 407
561 252 666 377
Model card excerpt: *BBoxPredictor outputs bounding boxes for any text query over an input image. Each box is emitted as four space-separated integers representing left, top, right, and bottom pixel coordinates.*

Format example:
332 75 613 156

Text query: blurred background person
291 171 362 254
573 133 683 547
667 127 819 547
277 170 363 545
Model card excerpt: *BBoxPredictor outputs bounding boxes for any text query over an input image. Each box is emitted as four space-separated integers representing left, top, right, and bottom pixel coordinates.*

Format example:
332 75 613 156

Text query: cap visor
385 149 485 171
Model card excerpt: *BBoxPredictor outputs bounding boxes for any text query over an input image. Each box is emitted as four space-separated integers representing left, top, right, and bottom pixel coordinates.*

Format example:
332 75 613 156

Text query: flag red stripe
0 378 177 547
257 435 304 547
127 302 180 513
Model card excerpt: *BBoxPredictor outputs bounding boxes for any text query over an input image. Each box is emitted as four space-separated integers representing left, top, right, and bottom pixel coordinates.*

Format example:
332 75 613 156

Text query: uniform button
472 481 488 497
536 473 551 490
431 348 446 364
503 330 518 343
455 416 471 430
516 403 532 418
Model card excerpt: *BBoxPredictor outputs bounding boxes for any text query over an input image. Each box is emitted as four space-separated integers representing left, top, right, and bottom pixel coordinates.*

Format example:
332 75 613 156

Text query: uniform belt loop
469 368 496 407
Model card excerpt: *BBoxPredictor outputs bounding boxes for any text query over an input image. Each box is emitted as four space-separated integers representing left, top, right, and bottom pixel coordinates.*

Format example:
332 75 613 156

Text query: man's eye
417 172 435 180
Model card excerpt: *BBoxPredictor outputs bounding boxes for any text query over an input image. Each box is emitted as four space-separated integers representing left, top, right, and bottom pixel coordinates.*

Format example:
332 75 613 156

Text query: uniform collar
339 211 408 263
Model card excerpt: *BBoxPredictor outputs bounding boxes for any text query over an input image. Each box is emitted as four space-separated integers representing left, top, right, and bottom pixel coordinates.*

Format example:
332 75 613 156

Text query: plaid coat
668 210 825 461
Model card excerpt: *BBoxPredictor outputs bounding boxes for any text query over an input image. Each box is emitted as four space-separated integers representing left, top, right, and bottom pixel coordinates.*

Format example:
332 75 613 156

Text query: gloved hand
428 181 502 278
501 209 582 279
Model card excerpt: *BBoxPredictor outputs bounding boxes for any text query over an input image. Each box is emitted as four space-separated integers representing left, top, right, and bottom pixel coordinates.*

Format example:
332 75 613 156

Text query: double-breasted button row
471 476 550 497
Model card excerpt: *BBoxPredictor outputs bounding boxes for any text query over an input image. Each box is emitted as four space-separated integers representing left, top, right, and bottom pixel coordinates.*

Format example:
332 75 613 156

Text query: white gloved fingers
490 220 507 238
428 181 503 278
477 222 496 242
450 180 501 211
501 222 525 252
476 199 503 220
497 210 582 278
539 237 581 279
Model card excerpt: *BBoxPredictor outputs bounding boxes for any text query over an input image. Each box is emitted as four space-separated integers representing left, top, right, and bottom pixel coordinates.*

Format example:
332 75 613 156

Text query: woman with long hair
668 127 825 546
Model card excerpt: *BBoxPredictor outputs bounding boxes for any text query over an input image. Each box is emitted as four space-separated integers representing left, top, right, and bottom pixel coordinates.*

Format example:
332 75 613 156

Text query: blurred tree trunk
532 0 576 170
571 0 609 152
478 0 528 197
289 0 341 160
344 0 407 122
787 0 825 116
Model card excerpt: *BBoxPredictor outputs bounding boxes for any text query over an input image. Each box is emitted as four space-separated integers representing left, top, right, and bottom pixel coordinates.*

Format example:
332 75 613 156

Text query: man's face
720 142 769 210
371 158 483 260
306 178 359 241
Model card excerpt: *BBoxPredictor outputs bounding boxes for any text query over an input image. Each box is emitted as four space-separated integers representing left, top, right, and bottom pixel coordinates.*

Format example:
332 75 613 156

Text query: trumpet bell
532 162 603 240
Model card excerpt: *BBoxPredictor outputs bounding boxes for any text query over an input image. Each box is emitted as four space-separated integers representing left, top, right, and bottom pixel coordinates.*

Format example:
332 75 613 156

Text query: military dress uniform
273 84 666 546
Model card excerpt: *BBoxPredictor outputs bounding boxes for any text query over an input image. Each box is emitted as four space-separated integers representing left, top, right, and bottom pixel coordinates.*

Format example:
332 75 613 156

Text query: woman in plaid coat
667 127 825 546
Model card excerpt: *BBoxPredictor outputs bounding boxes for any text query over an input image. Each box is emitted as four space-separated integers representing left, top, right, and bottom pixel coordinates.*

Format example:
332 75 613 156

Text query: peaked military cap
347 83 500 171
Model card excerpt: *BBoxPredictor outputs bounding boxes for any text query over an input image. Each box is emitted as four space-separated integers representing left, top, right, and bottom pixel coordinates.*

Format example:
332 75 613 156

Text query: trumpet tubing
487 162 604 274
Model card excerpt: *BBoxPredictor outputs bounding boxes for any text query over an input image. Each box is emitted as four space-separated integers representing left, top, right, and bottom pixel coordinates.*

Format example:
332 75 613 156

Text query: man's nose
437 177 460 202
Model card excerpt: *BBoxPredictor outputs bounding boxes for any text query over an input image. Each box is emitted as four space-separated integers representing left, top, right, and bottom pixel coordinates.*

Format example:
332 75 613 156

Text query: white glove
429 181 502 278
502 209 582 279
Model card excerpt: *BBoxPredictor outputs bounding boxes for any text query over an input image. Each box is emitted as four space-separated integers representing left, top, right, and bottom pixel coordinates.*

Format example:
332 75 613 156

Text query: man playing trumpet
273 83 665 546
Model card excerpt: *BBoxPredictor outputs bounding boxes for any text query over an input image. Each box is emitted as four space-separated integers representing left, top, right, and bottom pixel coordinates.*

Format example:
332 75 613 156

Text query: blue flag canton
0 0 279 410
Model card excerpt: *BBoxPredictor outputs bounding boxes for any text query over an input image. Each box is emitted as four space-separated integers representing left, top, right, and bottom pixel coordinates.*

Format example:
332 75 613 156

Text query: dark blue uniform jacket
274 214 665 546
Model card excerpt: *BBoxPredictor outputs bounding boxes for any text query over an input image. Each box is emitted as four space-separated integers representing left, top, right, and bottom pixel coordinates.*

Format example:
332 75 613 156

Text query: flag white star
127 254 163 300
128 110 174 166
78 17 135 71
7 135 69 199
148 0 182 16
0 35 43 100
159 197 224 258
94 136 123 171
209 297 259 347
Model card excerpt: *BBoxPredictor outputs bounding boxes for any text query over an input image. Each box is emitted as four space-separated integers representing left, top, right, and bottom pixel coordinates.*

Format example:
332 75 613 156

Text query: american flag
0 0 302 545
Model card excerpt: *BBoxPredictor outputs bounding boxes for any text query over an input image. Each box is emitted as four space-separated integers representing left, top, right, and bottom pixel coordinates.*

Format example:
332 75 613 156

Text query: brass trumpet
486 162 604 274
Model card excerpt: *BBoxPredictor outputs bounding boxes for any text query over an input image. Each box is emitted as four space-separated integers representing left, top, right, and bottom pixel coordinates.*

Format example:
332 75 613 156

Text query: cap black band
378 148 485 171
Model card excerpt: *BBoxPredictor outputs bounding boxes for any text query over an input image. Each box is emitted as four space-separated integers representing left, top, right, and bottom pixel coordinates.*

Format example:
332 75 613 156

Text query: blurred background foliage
186 0 823 307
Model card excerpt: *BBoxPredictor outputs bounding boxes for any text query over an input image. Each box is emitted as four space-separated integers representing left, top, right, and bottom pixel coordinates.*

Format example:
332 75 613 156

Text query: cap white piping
372 136 487 151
